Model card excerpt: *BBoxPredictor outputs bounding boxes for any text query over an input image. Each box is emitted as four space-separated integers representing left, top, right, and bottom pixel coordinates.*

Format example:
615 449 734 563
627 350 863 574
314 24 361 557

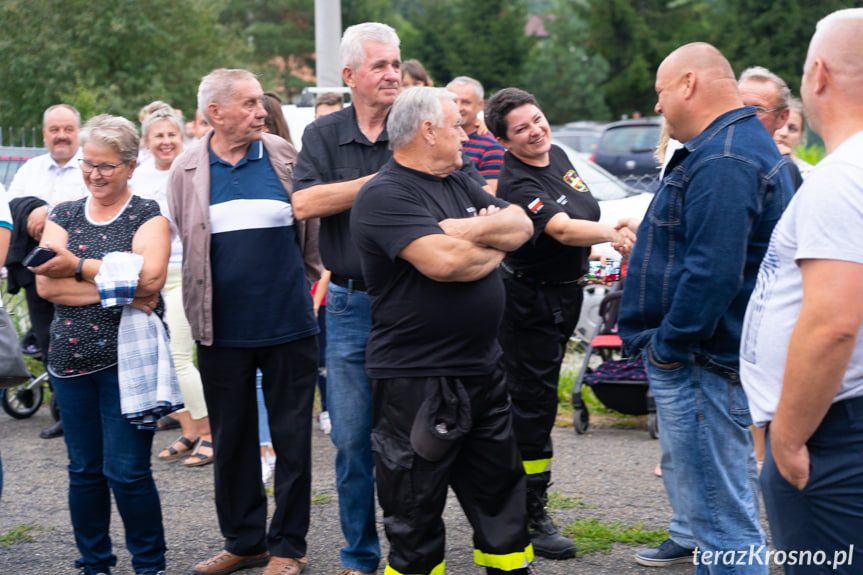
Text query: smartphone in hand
22 246 57 267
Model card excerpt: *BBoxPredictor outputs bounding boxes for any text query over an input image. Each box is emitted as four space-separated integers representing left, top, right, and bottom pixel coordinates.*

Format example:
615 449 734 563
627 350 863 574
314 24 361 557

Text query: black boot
39 419 64 439
526 472 576 560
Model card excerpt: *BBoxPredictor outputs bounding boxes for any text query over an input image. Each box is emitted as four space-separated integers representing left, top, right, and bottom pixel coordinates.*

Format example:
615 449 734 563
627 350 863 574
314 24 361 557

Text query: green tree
521 0 611 123
220 0 316 100
402 0 534 92
583 0 713 119
0 0 247 135
343 0 418 62
713 0 863 93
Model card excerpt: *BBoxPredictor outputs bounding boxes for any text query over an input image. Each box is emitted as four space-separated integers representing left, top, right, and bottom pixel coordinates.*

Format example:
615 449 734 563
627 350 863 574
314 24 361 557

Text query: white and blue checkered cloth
118 306 183 429
95 252 144 308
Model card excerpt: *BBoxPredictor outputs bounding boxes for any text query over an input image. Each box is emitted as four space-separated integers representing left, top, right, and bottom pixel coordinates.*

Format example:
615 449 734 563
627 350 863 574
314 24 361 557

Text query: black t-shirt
294 106 489 280
351 159 509 378
497 145 601 282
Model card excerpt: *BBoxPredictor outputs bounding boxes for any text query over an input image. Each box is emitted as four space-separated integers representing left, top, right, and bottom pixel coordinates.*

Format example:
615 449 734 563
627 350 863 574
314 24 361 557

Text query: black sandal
183 439 214 467
158 435 199 460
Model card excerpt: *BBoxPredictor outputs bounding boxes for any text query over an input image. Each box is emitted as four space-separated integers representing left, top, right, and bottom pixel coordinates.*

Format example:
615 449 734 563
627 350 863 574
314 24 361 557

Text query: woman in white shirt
132 103 214 467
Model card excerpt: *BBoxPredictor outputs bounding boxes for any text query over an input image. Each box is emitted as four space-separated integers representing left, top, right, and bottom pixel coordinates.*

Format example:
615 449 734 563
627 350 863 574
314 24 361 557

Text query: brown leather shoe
262 556 308 575
193 550 270 575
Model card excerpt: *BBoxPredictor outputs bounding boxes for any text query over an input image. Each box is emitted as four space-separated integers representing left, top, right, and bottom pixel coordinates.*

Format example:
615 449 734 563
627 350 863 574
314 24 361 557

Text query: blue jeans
51 368 166 575
256 369 270 445
646 356 766 574
325 283 380 572
761 396 863 574
660 445 697 550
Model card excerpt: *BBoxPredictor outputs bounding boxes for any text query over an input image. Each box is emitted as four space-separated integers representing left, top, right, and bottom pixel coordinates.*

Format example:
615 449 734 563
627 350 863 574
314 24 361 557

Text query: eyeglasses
754 105 785 117
78 159 128 177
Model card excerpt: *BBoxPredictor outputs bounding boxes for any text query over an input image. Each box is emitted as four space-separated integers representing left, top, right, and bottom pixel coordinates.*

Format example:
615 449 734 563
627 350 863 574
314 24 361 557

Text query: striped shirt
464 132 505 180
208 140 318 347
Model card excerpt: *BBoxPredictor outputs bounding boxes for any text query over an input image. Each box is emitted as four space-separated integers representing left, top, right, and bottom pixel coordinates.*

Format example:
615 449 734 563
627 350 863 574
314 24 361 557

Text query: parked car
0 146 48 189
554 139 653 258
590 118 662 192
555 139 654 345
552 121 606 154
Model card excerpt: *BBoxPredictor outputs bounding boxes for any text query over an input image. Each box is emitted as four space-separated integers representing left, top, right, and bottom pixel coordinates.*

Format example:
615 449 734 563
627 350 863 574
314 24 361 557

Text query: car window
553 140 635 202
600 125 661 154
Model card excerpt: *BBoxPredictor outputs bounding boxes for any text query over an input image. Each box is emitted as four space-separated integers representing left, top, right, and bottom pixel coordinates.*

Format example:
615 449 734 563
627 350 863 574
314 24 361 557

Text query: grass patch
311 493 334 505
546 492 595 511
0 523 49 547
561 517 667 556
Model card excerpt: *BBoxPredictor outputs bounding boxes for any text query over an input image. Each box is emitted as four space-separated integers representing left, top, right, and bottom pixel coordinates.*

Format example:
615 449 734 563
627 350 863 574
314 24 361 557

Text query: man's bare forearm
292 174 377 219
438 205 532 251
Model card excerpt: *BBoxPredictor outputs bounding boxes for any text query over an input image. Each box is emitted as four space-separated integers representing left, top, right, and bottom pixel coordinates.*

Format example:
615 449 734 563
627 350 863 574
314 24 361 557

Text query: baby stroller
570 280 658 438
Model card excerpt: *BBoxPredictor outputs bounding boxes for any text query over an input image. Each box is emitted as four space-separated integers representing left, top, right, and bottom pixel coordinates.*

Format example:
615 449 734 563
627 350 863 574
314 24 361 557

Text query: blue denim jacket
619 107 794 370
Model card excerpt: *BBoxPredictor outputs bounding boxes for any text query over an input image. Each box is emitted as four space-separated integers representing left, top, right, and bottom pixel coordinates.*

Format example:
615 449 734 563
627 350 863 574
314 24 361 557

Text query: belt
694 355 740 383
500 261 587 287
330 274 367 292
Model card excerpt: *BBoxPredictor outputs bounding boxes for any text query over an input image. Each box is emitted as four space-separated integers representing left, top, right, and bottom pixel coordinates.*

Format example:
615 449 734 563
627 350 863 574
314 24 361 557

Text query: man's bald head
802 9 863 150
654 43 740 143
660 42 736 82
807 9 863 95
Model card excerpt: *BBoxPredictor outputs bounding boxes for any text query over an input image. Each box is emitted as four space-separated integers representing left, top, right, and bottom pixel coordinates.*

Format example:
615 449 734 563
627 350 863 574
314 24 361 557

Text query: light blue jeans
646 355 766 574
325 282 380 573
256 369 270 445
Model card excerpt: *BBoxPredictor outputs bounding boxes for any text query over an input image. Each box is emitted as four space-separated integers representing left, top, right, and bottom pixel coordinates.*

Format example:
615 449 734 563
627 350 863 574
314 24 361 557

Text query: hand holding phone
22 246 57 267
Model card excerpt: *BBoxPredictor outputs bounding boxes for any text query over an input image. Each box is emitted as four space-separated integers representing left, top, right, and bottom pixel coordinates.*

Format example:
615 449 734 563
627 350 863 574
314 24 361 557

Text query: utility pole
315 0 342 87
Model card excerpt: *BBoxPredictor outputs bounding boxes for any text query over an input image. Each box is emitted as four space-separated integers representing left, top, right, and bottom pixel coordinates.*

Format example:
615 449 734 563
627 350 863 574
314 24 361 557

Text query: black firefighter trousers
499 275 584 476
370 366 533 574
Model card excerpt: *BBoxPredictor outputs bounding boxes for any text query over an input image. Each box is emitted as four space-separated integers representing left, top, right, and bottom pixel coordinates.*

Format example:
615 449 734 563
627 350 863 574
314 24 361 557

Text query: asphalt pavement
0 405 774 575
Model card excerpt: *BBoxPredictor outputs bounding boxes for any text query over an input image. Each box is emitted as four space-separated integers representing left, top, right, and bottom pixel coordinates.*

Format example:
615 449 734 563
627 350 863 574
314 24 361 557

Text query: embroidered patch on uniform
556 194 568 205
528 198 544 213
563 169 590 192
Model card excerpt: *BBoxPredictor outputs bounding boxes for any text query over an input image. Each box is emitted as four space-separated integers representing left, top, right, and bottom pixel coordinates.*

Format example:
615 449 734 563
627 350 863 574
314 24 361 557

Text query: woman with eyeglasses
31 114 171 575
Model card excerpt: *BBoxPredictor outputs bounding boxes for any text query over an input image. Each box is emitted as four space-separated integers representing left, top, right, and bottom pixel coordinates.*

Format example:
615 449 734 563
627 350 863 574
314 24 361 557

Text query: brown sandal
183 439 214 467
158 435 199 460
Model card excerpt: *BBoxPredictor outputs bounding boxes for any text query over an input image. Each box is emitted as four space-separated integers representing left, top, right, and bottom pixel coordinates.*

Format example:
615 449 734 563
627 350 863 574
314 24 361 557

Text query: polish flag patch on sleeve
528 198 544 213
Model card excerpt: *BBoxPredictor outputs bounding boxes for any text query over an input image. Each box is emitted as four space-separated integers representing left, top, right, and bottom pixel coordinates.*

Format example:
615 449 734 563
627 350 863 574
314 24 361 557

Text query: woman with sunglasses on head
131 102 215 468
31 114 171 575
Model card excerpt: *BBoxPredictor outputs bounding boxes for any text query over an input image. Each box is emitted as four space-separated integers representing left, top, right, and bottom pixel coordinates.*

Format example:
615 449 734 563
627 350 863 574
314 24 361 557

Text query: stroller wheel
573 406 589 435
1 374 44 419
647 412 659 439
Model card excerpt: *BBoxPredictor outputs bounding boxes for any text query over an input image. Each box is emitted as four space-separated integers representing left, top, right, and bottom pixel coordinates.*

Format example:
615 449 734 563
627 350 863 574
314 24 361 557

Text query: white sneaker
261 451 276 484
261 457 273 483
319 411 332 434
